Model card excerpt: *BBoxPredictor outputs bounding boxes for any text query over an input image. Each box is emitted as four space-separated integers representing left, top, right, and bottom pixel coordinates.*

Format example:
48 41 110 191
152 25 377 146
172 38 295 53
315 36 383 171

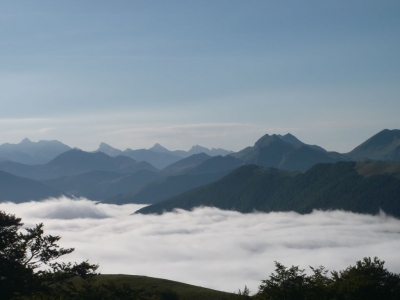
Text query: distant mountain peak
367 129 400 145
277 133 327 152
149 143 170 153
187 145 232 157
190 145 209 152
347 129 400 161
96 142 122 157
20 138 32 144
99 142 114 150
0 138 71 164
254 133 282 148
278 133 303 147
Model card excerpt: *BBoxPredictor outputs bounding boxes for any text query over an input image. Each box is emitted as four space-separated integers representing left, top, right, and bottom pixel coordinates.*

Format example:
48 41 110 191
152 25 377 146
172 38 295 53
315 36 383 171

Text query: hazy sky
1 198 400 293
1 1 399 152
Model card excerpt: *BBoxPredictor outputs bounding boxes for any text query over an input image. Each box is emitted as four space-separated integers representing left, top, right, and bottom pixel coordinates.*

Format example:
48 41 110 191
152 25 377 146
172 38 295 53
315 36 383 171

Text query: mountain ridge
347 129 400 161
136 161 400 217
0 138 71 165
230 133 351 171
0 170 63 203
0 149 157 180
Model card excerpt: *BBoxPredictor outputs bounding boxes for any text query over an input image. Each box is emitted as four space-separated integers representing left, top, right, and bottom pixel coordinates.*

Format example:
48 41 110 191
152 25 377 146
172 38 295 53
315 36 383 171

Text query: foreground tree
256 257 400 300
331 257 400 300
256 262 308 300
0 210 98 299
236 285 251 298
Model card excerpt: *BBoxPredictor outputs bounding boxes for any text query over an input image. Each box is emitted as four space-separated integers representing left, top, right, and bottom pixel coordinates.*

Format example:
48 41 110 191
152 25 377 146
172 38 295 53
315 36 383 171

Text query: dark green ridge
136 161 400 217
355 161 400 179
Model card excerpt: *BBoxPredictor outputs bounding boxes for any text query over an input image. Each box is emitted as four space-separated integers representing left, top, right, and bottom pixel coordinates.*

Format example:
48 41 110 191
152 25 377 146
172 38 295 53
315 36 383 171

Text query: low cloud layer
1 198 400 294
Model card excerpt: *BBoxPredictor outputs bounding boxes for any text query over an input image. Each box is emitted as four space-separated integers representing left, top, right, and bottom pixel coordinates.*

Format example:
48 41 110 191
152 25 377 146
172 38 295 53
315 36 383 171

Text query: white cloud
1 198 400 294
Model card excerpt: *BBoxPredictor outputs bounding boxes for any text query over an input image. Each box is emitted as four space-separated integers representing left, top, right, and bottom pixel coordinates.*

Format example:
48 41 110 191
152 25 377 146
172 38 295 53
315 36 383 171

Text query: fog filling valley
1 197 400 293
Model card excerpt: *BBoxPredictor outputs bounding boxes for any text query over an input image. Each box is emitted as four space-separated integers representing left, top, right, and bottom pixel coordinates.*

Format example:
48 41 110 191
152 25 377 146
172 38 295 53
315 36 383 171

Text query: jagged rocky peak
278 133 303 146
254 133 283 148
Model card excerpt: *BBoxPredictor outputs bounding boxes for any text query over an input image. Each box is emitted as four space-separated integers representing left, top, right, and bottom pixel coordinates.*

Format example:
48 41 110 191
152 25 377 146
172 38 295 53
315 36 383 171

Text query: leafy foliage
237 285 251 298
255 257 400 300
331 257 400 300
0 210 98 299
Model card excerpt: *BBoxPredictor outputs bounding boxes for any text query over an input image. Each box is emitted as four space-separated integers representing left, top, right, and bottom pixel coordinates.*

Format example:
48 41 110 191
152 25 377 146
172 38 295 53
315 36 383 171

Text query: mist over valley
1 2 400 298
2 197 400 294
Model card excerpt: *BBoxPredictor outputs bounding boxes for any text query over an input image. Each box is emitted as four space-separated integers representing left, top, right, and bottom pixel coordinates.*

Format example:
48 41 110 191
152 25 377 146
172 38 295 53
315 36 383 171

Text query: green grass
355 161 400 179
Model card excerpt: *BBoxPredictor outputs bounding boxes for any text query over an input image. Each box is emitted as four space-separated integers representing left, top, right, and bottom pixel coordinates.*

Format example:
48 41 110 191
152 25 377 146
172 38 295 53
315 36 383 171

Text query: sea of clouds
1 197 400 294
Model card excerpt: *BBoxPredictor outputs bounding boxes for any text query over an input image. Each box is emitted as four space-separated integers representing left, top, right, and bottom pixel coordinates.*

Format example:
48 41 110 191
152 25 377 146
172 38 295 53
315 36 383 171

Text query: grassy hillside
136 162 400 217
347 129 400 161
355 161 400 179
82 274 242 300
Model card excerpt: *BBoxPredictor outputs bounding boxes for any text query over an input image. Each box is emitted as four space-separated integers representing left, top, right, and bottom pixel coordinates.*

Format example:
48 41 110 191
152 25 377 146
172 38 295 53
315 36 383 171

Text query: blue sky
0 1 399 152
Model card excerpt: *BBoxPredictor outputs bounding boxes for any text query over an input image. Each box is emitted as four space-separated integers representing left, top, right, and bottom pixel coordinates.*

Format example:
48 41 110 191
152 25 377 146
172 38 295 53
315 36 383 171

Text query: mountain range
1 129 399 214
104 155 242 205
95 142 234 169
0 149 156 181
0 138 71 164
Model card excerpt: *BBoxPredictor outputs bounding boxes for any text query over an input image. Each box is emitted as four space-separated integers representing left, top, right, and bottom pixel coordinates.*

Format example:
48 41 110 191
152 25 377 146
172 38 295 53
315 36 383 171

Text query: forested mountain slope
136 161 400 217
106 172 226 205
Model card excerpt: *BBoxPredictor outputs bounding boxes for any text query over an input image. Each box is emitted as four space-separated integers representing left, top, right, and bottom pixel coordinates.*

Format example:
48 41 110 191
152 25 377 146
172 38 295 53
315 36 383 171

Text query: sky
0 1 399 152
1 197 400 294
